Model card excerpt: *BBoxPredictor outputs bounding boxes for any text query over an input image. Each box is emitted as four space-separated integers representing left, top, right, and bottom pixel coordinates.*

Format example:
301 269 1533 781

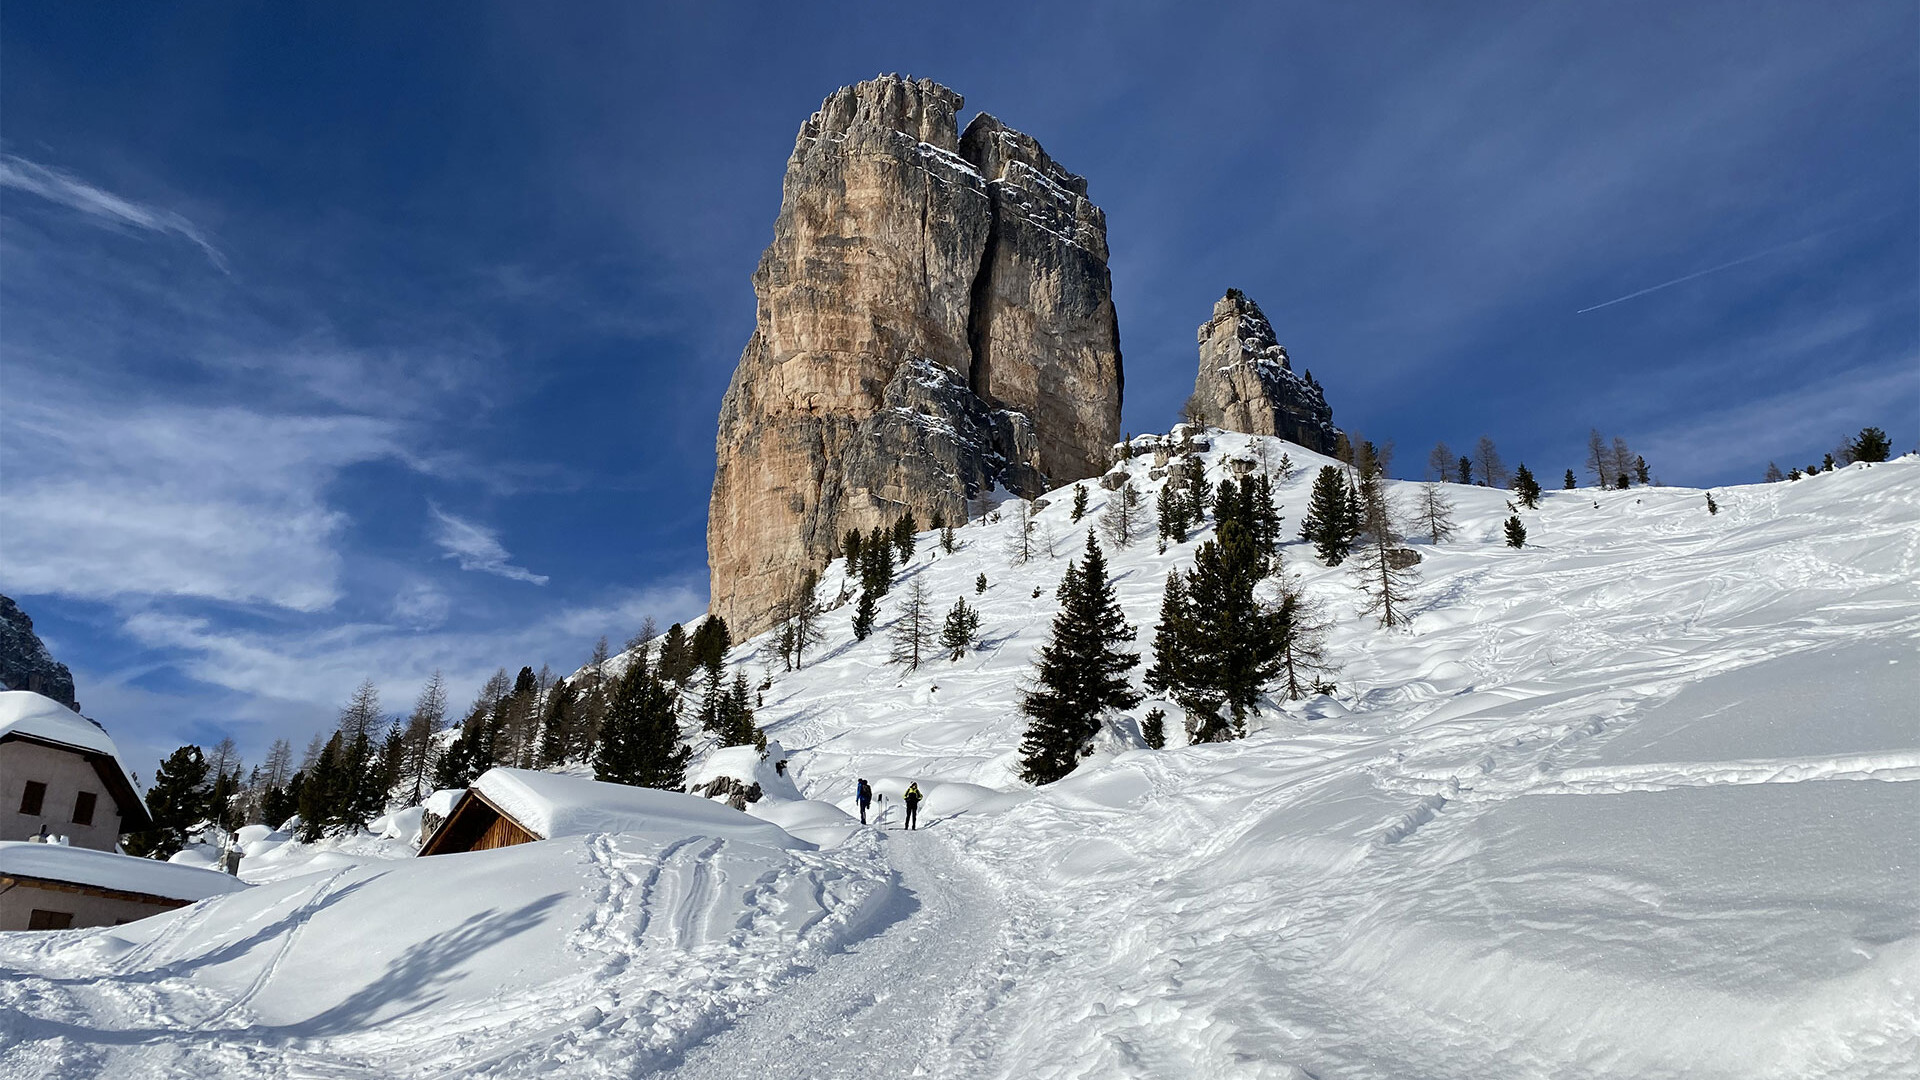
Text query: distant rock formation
0 595 78 710
709 75 1122 637
1188 289 1338 453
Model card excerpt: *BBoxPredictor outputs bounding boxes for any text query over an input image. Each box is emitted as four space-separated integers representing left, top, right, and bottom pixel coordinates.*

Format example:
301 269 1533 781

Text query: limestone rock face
1189 289 1338 453
709 76 1122 637
0 594 77 710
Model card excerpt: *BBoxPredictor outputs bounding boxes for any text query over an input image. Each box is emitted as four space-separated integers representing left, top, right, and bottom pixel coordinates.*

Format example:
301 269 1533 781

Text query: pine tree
940 524 958 553
1512 463 1541 509
1140 708 1167 750
1456 456 1472 485
1186 459 1213 518
940 596 983 660
127 745 212 858
657 623 693 684
888 579 937 672
722 670 759 747
843 528 864 576
297 733 345 841
1633 455 1651 485
852 588 879 640
1505 515 1528 548
690 617 732 673
1413 481 1455 544
1850 426 1892 463
1301 466 1357 565
1788 466 1803 480
1564 468 1577 490
1155 481 1190 544
892 513 918 561
1146 520 1287 740
595 663 690 789
1706 492 1719 515
372 721 404 812
1251 473 1282 561
1614 474 1629 490
1100 479 1145 547
698 655 728 734
535 679 575 767
1070 484 1089 522
1017 533 1141 784
1350 471 1416 628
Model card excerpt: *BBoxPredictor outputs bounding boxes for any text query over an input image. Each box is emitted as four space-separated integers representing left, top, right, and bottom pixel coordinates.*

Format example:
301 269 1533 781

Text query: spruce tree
535 680 574 767
940 524 958 553
657 623 694 684
843 528 864 576
1156 482 1190 544
1706 492 1719 516
1070 484 1089 523
1850 426 1892 463
698 655 727 734
1017 533 1141 784
128 745 212 858
297 733 343 841
1564 468 1577 490
1456 456 1472 485
1301 466 1357 565
1634 455 1651 485
892 513 918 561
852 588 879 640
1615 474 1630 490
1505 515 1528 548
722 671 759 747
1186 460 1213 518
1512 463 1541 509
595 664 690 789
690 617 731 672
941 596 983 660
1141 708 1167 750
975 573 988 595
1146 521 1287 740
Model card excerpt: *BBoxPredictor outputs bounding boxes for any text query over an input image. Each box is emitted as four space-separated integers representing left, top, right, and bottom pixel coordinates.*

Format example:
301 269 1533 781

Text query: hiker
856 778 873 824
904 782 923 830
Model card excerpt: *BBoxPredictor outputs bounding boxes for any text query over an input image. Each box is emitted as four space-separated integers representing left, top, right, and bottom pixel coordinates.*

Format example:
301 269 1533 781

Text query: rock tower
708 76 1123 637
1188 289 1337 453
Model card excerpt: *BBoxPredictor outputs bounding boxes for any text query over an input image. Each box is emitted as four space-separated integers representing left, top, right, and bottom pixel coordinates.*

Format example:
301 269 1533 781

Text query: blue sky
2 2 1913 771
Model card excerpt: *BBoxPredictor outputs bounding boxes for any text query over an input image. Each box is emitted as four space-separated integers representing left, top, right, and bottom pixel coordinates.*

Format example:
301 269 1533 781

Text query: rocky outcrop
709 76 1122 637
1189 289 1338 453
0 594 78 710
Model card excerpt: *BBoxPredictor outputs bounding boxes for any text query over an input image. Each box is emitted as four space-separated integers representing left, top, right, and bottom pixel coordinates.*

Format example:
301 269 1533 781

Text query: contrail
1576 230 1831 314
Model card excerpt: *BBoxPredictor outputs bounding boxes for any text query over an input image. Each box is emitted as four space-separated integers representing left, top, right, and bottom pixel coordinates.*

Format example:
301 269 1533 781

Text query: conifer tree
690 617 732 672
1140 708 1167 750
1615 474 1630 490
297 734 343 841
1274 574 1337 699
1005 499 1039 564
1512 463 1541 509
372 720 405 812
1505 515 1528 548
1017 533 1141 784
860 527 895 597
892 513 918 561
1185 459 1213 518
1428 441 1455 482
1351 470 1416 628
1706 492 1719 516
843 528 863 576
940 524 958 553
1301 466 1357 565
940 596 983 660
698 655 728 734
930 508 946 530
1850 426 1892 463
1100 479 1146 547
1156 482 1190 544
657 623 694 684
128 745 212 858
1413 481 1456 544
1473 436 1508 489
1070 484 1089 522
535 679 575 767
1788 466 1802 480
779 571 826 669
595 663 689 789
1564 468 1577 490
722 670 759 747
1610 437 1635 487
1456 456 1473 485
1633 455 1651 485
402 671 448 804
887 578 937 672
1145 520 1287 740
852 587 879 640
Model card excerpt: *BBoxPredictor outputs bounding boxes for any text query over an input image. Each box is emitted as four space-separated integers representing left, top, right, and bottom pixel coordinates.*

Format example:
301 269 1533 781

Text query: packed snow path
665 827 1015 1080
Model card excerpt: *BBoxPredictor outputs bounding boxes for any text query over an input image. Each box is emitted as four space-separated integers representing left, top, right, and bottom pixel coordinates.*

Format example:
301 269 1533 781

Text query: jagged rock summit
0 594 78 710
1189 289 1338 453
709 75 1123 637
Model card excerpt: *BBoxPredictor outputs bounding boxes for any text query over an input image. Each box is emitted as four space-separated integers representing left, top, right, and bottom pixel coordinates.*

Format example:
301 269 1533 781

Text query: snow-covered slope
1 432 1914 1079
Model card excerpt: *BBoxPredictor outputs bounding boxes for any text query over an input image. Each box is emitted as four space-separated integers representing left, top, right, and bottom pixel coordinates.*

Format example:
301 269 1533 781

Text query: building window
28 909 75 930
73 791 97 826
18 781 46 816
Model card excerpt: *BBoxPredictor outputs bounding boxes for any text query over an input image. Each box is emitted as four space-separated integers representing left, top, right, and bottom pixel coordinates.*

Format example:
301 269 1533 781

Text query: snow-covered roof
469 768 802 849
0 842 249 902
0 690 122 761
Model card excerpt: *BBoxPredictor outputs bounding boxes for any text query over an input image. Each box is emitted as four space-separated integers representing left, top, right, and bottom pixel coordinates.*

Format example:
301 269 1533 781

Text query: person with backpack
855 778 873 824
903 782 923 830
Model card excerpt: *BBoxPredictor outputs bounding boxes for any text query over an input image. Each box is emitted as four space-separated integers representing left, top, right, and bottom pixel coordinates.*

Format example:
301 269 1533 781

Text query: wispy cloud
0 152 228 271
428 505 549 584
